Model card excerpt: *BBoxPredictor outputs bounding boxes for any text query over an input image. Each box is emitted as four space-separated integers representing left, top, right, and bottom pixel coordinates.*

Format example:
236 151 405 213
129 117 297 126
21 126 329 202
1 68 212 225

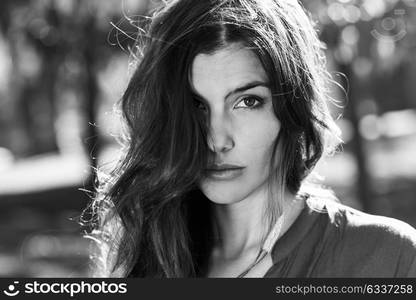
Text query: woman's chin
199 181 249 205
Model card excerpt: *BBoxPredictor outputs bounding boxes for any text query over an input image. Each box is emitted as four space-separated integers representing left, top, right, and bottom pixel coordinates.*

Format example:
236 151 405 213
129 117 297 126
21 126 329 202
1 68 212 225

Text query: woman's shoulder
319 197 416 248
297 185 416 249
305 194 416 276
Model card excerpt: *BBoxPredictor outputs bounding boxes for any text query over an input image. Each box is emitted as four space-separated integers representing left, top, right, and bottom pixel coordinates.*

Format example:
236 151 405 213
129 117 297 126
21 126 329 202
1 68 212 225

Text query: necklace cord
235 194 306 278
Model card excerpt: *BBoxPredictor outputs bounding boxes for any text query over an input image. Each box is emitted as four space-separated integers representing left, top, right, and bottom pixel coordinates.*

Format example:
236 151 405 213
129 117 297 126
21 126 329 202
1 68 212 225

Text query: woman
84 0 416 277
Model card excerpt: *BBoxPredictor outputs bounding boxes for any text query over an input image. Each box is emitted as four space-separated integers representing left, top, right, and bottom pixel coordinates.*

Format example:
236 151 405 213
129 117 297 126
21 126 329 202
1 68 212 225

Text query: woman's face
191 43 281 205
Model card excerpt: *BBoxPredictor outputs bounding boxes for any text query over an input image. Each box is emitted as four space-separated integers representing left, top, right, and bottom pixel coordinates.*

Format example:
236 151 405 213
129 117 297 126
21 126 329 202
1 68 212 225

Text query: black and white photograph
1 0 416 290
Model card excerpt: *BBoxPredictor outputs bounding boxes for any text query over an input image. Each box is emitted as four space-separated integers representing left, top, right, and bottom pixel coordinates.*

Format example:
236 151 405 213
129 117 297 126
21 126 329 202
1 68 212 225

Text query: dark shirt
263 196 416 277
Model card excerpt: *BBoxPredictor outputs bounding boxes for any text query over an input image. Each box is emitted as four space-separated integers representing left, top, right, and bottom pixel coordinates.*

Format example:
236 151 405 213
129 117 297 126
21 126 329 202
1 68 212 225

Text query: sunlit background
0 0 415 277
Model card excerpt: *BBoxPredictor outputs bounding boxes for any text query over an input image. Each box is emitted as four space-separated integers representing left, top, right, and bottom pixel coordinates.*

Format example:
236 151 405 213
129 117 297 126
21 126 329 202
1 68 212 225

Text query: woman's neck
210 186 300 261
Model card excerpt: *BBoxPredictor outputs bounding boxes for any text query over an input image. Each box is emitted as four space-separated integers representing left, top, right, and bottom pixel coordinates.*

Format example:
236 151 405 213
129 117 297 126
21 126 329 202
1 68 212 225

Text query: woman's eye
235 96 263 109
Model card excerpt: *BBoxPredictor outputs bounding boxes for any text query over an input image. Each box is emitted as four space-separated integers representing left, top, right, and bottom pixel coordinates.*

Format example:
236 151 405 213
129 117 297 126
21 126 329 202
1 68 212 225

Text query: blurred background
0 0 415 277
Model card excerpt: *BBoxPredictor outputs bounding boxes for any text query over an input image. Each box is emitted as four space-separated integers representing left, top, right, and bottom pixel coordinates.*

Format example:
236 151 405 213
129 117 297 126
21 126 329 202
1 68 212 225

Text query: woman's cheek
238 114 280 150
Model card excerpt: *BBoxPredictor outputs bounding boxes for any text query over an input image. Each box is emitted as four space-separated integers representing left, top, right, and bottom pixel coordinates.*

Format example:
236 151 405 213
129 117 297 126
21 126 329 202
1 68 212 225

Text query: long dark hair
82 0 342 278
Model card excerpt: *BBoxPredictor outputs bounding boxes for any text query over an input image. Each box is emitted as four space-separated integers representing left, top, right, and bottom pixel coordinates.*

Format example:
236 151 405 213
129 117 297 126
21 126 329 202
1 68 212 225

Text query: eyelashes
234 96 264 109
193 95 265 112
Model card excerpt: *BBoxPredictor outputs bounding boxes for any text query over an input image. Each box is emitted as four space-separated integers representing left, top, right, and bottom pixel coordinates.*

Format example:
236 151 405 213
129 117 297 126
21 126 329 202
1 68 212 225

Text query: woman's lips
205 166 245 180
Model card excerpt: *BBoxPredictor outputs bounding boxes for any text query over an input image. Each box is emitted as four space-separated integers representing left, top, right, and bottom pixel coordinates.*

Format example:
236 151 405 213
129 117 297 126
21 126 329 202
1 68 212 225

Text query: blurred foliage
301 0 416 212
0 0 151 159
303 0 416 114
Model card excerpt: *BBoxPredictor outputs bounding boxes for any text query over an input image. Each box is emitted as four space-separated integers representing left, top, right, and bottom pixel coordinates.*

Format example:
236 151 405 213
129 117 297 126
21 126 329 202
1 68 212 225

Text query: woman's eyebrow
225 81 269 99
190 80 269 102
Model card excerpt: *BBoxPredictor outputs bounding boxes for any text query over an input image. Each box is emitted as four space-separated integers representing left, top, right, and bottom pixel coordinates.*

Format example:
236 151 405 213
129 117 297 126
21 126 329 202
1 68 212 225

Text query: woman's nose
207 113 234 153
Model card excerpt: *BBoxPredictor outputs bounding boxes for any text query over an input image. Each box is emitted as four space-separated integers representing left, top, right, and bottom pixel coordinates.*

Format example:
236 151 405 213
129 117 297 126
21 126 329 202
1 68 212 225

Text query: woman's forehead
190 44 268 99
